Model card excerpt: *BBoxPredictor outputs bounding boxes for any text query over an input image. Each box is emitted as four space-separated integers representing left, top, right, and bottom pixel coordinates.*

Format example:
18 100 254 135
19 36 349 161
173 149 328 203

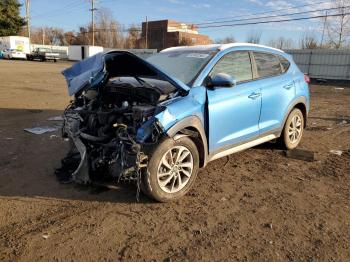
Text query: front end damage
61 101 158 185
56 51 188 195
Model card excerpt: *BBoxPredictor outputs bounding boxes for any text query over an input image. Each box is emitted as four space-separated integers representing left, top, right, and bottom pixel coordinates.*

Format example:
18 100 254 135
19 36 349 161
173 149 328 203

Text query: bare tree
215 36 236 44
29 27 64 45
268 37 294 49
74 26 91 45
246 31 262 44
125 24 141 49
299 33 319 49
29 27 43 44
94 8 125 48
325 0 350 49
63 31 76 45
45 27 65 45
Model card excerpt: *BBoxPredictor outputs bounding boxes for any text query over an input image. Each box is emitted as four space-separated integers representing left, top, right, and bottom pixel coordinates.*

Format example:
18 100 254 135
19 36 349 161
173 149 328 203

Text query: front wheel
142 136 199 202
280 108 304 150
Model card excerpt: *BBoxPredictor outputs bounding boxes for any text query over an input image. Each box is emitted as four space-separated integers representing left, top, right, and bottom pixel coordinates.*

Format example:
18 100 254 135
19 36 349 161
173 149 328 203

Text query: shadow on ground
0 108 157 204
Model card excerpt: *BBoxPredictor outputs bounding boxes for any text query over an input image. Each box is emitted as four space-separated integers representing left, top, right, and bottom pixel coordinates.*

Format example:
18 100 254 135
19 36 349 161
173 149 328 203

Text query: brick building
141 20 211 51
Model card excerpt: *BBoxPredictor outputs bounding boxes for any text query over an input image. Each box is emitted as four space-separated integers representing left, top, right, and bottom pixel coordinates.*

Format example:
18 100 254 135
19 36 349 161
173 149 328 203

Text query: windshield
146 50 216 85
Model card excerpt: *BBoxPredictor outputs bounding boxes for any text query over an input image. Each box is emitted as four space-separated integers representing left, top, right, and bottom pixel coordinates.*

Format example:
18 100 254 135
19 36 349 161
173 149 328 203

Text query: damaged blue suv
59 43 310 202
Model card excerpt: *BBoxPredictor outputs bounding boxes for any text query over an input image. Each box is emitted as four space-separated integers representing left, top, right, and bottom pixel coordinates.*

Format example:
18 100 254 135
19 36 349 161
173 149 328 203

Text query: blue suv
60 43 310 202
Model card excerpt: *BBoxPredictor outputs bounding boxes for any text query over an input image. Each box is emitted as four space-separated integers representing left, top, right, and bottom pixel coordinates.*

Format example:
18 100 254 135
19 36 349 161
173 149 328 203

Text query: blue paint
155 44 310 155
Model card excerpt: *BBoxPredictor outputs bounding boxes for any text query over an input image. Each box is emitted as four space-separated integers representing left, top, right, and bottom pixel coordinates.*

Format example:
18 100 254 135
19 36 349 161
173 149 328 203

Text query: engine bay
56 76 178 195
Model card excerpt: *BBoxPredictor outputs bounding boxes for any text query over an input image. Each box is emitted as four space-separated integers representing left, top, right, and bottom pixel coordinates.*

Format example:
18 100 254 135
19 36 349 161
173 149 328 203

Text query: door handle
248 92 261 99
283 83 294 90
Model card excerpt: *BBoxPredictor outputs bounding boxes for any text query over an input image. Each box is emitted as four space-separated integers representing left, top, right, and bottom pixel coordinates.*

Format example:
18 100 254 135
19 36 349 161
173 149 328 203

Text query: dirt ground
0 59 349 262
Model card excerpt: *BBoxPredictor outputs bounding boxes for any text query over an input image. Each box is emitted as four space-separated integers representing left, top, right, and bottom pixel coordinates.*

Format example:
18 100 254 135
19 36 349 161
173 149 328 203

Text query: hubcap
157 146 193 194
288 115 302 144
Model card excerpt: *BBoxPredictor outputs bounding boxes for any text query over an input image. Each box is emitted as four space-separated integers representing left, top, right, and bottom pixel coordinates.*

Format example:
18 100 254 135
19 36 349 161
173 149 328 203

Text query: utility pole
90 0 97 46
145 16 148 49
42 27 45 45
25 0 30 40
320 11 328 47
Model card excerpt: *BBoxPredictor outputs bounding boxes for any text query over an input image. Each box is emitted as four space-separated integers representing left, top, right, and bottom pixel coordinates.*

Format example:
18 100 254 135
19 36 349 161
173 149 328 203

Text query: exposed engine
57 76 177 189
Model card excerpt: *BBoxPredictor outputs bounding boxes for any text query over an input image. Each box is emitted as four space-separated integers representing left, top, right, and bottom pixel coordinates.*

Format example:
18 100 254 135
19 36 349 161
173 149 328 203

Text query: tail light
304 74 311 84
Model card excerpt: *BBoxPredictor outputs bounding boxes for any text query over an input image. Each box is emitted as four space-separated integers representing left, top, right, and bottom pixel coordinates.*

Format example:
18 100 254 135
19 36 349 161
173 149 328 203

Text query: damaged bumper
61 110 155 185
63 112 90 183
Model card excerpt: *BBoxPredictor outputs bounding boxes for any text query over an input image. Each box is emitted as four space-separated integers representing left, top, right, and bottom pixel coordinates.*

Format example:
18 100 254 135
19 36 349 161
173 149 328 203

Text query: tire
280 108 304 150
141 136 199 202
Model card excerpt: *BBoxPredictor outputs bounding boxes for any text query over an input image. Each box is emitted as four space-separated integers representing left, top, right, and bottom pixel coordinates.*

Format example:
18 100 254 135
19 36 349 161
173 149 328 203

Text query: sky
19 0 333 44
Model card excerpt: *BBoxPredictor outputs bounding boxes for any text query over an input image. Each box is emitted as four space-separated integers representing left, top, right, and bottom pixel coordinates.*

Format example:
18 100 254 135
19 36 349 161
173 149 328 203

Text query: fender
279 96 308 136
166 116 209 167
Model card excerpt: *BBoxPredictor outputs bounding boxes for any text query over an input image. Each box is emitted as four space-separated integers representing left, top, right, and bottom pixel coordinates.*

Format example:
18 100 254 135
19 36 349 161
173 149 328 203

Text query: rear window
253 52 282 78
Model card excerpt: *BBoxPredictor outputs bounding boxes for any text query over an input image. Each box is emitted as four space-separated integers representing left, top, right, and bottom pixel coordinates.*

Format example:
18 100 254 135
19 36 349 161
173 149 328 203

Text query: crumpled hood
62 51 190 96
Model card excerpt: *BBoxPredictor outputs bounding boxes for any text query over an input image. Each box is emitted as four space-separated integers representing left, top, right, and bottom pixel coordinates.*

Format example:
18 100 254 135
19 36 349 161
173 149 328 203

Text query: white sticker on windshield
186 53 209 59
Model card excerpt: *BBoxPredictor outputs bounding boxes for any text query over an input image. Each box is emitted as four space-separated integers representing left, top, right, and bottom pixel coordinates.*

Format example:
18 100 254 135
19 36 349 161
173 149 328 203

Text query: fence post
307 50 313 76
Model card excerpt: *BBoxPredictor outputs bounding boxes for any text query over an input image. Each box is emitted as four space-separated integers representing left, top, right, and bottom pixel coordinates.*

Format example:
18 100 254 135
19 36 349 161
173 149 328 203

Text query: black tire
280 108 304 150
141 136 199 202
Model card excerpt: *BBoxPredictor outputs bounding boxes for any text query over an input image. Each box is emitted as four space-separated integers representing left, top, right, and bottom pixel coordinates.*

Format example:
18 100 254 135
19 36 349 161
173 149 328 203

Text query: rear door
252 52 295 134
206 51 262 152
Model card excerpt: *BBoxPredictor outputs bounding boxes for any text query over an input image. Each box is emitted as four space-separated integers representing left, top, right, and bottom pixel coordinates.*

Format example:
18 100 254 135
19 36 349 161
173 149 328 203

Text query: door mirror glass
208 73 236 88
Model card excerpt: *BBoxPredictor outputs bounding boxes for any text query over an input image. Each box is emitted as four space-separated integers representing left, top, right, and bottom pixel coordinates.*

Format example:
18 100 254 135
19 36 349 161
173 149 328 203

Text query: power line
30 1 86 19
189 0 332 24
80 28 142 33
197 12 350 29
194 6 346 26
81 9 347 33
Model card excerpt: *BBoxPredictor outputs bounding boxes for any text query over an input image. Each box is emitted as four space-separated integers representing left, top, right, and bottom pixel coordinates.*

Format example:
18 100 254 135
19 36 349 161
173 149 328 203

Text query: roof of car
161 43 284 54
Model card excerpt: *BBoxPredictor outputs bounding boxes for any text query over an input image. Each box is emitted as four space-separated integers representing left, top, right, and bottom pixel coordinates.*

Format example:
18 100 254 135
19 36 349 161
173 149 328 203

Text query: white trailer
68 45 103 61
0 36 30 54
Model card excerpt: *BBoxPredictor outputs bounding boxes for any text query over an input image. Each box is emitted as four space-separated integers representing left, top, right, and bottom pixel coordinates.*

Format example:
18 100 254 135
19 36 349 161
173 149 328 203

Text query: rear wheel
281 108 304 150
141 136 199 202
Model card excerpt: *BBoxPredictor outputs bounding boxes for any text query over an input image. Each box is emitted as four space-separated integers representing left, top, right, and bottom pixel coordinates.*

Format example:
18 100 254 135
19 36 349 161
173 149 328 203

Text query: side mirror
207 73 236 88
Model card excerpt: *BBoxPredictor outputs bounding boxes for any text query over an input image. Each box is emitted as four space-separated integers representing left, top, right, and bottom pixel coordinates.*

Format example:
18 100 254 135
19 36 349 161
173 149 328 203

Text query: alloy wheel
288 114 302 144
157 145 194 193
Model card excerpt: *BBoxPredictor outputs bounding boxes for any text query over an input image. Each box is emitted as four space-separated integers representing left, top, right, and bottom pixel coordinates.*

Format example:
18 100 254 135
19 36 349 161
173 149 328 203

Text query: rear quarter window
253 52 282 78
279 56 291 72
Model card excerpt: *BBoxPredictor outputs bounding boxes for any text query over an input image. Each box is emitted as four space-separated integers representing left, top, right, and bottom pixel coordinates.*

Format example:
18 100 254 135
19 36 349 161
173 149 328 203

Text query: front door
206 51 262 152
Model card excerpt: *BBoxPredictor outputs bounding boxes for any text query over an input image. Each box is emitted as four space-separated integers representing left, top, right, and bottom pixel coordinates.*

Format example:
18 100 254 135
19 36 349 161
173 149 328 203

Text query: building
141 20 211 51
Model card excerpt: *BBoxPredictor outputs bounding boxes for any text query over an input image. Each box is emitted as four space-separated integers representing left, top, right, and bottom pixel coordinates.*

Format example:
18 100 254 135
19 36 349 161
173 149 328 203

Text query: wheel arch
293 102 307 128
281 96 308 134
166 116 208 168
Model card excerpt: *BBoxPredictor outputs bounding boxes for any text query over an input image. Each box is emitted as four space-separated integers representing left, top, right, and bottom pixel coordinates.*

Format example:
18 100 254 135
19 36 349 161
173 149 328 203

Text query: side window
210 51 253 82
279 56 291 72
253 52 282 78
